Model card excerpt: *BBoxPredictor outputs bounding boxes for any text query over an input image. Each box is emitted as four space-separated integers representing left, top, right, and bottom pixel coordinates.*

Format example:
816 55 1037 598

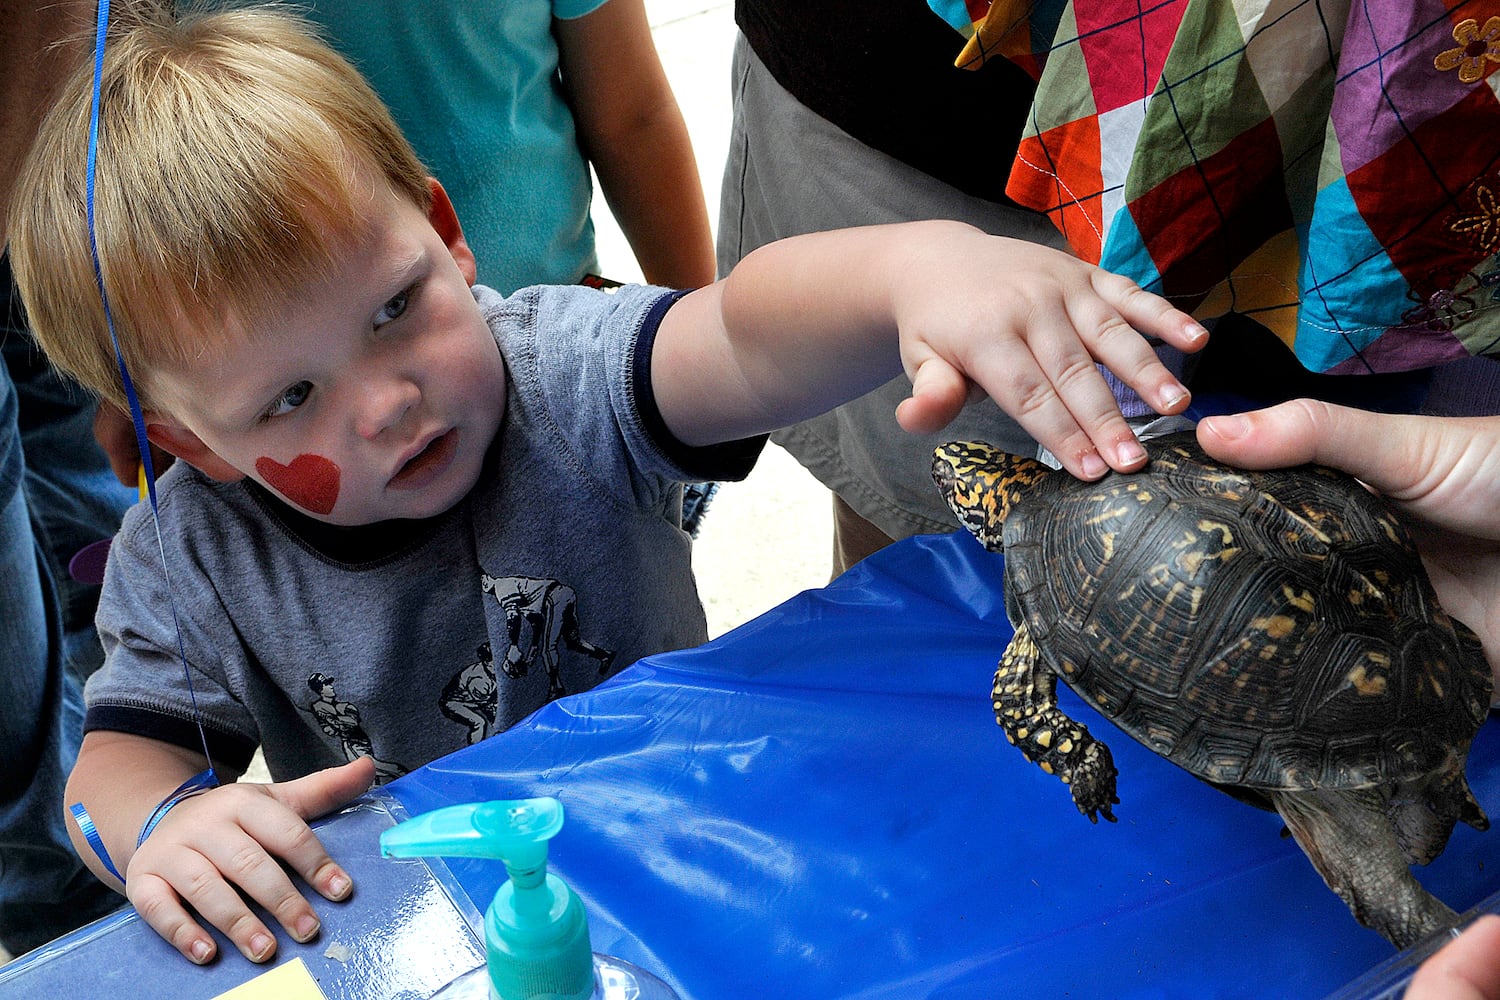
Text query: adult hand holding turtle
1197 400 1500 689
1405 913 1500 999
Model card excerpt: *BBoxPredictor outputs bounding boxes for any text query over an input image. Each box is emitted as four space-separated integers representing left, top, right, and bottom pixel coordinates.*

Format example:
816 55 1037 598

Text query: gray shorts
716 33 1070 539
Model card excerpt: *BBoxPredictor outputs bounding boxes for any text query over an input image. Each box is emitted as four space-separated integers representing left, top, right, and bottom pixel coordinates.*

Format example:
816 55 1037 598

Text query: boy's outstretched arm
65 731 374 964
654 220 1206 481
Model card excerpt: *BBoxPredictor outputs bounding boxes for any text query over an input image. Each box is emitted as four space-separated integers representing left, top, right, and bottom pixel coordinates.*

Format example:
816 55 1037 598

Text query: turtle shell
1003 432 1491 791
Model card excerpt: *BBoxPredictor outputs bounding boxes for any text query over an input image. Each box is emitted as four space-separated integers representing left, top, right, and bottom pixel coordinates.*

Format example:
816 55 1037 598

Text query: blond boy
9 5 1203 966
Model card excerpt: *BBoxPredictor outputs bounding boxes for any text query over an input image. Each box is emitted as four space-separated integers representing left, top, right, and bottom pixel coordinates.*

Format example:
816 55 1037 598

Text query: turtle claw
1081 797 1120 824
1068 741 1120 823
1075 789 1120 824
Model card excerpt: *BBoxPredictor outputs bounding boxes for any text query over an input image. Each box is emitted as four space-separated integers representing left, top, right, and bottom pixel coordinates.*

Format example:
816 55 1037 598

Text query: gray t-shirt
86 283 761 782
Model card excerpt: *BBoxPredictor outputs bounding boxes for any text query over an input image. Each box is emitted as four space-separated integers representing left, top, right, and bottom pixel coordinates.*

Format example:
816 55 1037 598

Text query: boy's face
146 174 506 526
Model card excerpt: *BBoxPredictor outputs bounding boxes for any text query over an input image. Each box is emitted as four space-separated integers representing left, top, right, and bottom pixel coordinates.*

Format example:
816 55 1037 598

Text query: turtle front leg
994 624 1119 822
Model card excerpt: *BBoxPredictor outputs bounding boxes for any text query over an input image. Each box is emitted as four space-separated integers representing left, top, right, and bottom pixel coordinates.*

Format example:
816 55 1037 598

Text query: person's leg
3 251 136 684
830 494 896 577
0 363 120 957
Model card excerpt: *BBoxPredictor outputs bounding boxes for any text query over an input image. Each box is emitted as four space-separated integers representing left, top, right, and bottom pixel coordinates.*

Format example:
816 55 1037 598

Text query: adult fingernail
190 939 213 964
1080 452 1106 479
1207 414 1249 440
1116 441 1146 467
1184 321 1209 343
1160 382 1190 410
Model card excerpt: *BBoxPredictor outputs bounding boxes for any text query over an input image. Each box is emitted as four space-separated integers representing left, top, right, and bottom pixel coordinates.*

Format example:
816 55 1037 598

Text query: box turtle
932 431 1492 949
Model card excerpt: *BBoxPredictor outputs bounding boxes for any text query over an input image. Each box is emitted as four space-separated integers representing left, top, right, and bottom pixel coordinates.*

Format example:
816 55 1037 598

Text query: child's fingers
239 800 352 909
897 356 971 434
208 818 329 947
1024 308 1159 469
1089 269 1208 354
965 311 1145 479
182 846 284 963
123 763 369 966
268 756 377 823
126 870 218 964
1073 306 1194 415
130 855 282 964
1079 271 1204 415
149 807 318 961
1061 270 1193 396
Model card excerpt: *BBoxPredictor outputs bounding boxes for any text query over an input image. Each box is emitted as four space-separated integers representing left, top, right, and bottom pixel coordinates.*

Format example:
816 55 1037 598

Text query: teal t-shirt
293 1 609 293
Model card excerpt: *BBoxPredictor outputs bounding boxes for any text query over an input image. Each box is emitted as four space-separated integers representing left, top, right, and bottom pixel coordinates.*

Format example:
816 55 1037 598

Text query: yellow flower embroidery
1435 16 1500 84
1451 183 1500 256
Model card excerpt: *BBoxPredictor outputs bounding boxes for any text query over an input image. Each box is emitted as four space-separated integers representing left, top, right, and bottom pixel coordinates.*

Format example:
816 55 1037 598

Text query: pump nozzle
381 799 561 870
381 797 593 999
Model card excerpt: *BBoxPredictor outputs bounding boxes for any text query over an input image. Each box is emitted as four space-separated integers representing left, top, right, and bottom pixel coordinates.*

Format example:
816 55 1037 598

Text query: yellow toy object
64 465 148 584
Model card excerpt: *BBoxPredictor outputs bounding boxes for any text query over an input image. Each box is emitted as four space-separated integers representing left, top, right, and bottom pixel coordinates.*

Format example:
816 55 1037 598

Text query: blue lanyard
68 0 219 884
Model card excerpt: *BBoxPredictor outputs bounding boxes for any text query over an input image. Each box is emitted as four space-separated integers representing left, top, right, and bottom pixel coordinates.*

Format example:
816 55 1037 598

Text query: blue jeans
0 251 134 955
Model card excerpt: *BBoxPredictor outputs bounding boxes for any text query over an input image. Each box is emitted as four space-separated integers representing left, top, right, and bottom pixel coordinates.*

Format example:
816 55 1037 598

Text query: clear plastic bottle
381 797 681 1000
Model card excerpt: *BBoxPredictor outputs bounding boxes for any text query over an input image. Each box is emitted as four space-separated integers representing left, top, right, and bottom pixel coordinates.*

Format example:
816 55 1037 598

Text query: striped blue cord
68 802 123 884
69 0 221 882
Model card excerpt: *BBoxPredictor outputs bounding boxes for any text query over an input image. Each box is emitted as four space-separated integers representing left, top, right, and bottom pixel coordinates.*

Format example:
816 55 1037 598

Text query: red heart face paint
255 453 341 515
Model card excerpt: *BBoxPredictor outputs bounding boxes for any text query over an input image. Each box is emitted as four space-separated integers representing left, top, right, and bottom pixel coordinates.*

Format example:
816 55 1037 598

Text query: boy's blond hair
9 3 431 412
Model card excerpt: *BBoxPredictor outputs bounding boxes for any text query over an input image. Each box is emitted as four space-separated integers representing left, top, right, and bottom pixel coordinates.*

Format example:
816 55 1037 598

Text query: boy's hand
662 220 1204 475
126 757 376 965
890 228 1206 479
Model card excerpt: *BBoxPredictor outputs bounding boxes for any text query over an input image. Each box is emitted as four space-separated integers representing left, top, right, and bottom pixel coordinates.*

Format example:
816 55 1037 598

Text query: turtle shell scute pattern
1004 432 1491 792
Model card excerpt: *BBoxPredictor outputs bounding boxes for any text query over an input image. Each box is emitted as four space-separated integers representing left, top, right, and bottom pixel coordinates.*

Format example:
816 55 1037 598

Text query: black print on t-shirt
479 573 615 699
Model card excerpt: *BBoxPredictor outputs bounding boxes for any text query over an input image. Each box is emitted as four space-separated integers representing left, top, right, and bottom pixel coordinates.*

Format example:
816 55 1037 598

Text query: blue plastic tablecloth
0 797 485 998
4 528 1494 997
388 529 1500 1000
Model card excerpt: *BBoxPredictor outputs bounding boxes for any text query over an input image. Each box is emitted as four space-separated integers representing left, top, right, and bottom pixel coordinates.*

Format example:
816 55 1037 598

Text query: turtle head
932 441 1050 550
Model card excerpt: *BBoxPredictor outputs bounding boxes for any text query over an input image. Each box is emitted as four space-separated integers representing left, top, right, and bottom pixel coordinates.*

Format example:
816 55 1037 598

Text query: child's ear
145 418 244 483
427 177 477 286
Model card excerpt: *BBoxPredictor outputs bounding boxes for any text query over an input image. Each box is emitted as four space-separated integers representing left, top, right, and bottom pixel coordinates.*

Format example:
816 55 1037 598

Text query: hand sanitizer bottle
380 797 680 1000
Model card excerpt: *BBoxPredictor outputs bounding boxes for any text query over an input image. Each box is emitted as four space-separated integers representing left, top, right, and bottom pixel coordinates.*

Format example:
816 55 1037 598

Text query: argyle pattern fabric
930 0 1500 375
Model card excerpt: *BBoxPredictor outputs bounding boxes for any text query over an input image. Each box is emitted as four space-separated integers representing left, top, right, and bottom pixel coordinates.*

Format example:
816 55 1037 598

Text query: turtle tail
1446 768 1490 833
1390 761 1490 867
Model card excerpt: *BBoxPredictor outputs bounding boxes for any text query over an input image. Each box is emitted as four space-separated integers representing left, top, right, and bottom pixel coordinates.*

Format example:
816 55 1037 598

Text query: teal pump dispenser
379 797 678 1000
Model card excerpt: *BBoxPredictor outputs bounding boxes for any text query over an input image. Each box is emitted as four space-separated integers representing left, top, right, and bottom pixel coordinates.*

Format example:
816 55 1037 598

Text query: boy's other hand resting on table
75 743 376 965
